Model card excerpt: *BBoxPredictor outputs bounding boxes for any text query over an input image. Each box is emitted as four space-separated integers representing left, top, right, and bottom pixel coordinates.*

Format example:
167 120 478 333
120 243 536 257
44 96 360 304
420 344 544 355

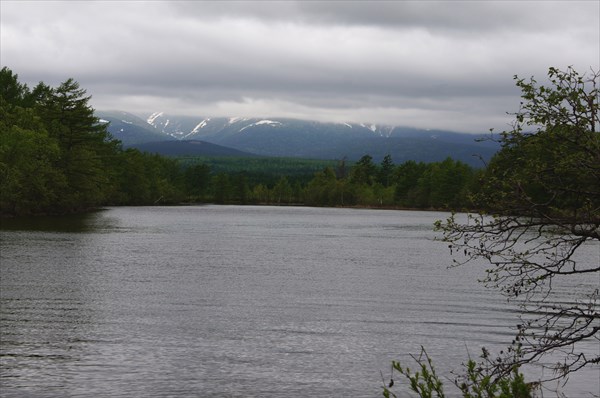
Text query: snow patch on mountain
359 123 378 132
256 120 281 126
356 123 396 137
147 112 163 126
239 120 282 132
191 119 210 134
228 117 247 124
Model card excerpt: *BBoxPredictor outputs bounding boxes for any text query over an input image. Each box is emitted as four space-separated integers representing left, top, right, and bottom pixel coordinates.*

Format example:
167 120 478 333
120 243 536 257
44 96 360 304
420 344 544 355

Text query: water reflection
0 210 108 232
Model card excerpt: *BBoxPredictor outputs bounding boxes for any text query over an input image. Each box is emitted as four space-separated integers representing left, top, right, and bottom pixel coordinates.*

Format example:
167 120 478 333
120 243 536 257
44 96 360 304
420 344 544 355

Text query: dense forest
1 67 482 216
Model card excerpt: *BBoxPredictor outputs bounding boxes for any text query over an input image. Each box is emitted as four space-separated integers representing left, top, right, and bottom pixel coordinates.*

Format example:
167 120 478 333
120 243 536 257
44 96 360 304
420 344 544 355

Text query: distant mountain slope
98 111 173 145
308 136 492 166
132 140 261 158
97 110 500 166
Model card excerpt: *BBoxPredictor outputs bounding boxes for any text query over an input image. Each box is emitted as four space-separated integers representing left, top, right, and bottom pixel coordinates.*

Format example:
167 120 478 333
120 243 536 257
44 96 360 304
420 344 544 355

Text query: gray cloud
170 1 594 33
1 0 598 133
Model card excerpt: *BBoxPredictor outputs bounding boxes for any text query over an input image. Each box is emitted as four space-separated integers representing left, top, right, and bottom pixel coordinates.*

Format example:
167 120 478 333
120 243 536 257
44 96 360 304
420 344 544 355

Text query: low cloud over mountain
99 111 498 167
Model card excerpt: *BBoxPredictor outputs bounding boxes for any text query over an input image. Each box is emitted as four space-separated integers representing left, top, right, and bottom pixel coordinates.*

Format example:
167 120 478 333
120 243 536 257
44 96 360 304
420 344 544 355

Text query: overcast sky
1 1 598 133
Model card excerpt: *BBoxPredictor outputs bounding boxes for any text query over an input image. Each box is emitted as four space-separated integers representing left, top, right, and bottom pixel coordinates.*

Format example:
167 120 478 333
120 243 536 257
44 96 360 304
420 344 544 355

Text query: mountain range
97 110 499 167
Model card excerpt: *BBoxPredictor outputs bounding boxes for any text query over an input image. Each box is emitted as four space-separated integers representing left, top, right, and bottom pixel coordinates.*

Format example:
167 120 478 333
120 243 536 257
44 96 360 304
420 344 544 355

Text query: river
1 205 598 397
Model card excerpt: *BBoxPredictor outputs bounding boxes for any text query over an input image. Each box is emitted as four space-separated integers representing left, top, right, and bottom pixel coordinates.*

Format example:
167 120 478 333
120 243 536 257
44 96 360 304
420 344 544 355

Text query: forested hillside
0 67 186 215
1 67 482 216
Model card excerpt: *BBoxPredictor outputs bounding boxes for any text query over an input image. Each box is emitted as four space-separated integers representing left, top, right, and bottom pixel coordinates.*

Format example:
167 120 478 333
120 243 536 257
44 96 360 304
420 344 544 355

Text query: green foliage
350 154 378 185
386 67 597 397
111 149 184 205
387 348 445 398
436 67 599 388
383 348 534 398
184 163 211 200
1 71 65 214
177 156 336 186
379 154 395 187
212 173 232 204
394 160 428 206
305 167 340 206
458 360 531 398
428 158 474 209
0 67 31 107
302 155 477 209
0 67 185 215
231 173 250 204
477 66 599 219
273 176 293 204
0 122 65 214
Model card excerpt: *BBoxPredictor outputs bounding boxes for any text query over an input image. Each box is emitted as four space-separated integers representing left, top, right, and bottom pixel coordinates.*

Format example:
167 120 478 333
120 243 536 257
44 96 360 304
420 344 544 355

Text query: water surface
1 206 597 397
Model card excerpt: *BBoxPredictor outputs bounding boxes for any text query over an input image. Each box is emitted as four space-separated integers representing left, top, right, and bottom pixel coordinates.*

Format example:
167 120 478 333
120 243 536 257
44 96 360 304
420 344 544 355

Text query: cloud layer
1 1 598 133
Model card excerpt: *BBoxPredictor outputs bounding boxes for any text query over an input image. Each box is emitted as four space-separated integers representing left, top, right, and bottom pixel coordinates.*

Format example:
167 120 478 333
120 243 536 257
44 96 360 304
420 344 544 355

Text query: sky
1 0 599 133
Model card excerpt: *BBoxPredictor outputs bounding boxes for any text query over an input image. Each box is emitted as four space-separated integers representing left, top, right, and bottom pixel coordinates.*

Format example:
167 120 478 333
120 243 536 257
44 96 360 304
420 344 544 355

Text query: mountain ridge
97 110 499 167
133 140 261 158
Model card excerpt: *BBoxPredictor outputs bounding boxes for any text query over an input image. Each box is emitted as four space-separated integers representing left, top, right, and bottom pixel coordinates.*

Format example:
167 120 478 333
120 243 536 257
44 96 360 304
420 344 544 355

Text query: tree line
1 67 482 216
1 67 185 215
180 154 480 209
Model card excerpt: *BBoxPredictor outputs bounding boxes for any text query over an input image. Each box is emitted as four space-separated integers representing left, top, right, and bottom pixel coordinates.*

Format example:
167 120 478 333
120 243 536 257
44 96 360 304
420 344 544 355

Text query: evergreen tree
0 67 29 107
212 173 232 204
34 78 120 210
1 67 188 214
394 160 427 207
305 167 338 206
0 68 66 215
378 154 395 187
350 154 377 186
232 173 250 204
184 163 211 200
0 106 65 214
